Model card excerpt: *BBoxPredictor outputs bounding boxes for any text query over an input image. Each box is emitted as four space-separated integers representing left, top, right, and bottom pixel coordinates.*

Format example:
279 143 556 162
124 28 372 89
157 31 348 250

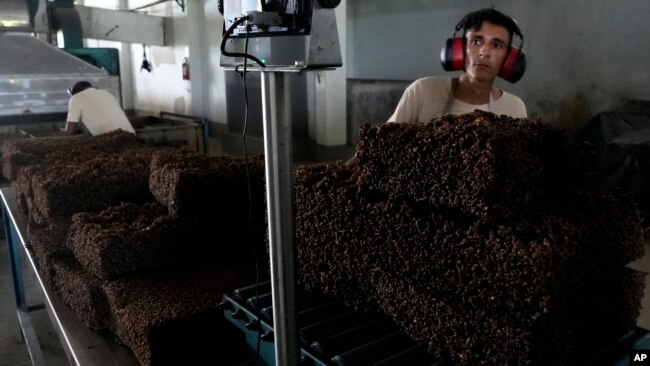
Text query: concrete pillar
117 0 134 110
307 1 347 147
187 0 208 117
205 0 228 126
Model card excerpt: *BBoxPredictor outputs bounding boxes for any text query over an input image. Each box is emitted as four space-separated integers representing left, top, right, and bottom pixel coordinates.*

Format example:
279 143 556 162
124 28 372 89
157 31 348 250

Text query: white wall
125 0 191 116
76 0 188 114
111 0 229 124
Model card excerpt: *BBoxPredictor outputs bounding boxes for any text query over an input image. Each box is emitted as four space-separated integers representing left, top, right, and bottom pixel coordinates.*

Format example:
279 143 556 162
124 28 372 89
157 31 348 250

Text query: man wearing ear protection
388 8 527 123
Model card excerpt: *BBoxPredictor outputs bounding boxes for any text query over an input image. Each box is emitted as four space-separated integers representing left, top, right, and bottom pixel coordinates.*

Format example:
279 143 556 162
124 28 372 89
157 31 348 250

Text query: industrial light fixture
0 19 29 28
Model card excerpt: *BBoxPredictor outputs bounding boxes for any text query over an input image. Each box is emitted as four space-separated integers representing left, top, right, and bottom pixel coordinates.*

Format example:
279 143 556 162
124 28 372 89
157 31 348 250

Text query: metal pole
261 71 300 366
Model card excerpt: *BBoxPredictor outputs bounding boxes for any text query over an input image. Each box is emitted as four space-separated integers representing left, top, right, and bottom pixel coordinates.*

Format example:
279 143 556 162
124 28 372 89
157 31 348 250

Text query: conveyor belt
223 281 445 366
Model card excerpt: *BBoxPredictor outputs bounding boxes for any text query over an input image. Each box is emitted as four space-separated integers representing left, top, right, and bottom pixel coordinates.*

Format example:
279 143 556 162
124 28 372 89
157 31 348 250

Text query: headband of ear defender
440 14 527 83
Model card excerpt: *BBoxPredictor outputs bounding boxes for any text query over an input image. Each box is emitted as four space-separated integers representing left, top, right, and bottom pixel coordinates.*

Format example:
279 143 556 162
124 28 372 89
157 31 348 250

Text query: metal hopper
0 32 119 119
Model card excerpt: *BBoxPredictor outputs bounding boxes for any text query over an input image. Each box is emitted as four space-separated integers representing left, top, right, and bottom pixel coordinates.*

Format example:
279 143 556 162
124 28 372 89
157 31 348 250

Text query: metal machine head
219 0 342 70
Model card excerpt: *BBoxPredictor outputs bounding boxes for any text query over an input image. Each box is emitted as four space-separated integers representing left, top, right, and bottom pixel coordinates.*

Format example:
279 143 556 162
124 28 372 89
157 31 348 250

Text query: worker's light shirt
66 88 135 136
388 77 527 123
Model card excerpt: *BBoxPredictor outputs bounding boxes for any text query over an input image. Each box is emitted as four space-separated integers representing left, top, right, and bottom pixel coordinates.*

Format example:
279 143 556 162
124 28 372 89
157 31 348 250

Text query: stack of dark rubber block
2 133 266 365
295 111 646 366
149 150 267 256
2 130 141 181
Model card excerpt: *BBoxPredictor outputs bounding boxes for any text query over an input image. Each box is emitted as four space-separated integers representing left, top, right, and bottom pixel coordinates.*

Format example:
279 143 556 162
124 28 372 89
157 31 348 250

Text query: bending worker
389 7 527 123
65 81 136 135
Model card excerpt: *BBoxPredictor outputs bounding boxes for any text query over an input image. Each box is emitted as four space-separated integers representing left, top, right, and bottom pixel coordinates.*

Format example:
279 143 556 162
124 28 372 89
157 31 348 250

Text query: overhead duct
75 5 166 46
32 1 168 47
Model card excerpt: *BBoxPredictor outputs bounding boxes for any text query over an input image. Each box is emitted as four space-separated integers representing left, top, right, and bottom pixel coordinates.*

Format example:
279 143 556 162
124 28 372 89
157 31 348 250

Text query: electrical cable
240 22 264 366
220 11 266 364
220 16 266 68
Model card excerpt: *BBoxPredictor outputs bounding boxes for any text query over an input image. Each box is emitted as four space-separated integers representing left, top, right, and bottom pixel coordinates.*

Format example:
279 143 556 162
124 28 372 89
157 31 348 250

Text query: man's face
464 21 510 83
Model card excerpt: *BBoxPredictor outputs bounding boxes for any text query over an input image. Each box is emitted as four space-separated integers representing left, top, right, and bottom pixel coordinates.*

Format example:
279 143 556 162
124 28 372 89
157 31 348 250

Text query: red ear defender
440 13 527 83
498 46 526 83
440 37 465 71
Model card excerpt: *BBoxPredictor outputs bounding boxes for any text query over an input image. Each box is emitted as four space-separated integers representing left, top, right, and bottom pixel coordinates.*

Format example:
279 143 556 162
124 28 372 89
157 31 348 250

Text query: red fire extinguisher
182 57 190 80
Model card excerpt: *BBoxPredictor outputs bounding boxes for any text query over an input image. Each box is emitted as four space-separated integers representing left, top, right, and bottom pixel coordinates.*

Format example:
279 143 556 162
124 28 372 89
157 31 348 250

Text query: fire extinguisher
182 57 190 80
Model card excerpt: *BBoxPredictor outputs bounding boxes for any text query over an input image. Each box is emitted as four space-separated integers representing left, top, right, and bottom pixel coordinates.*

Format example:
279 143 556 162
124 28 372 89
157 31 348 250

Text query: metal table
0 187 138 366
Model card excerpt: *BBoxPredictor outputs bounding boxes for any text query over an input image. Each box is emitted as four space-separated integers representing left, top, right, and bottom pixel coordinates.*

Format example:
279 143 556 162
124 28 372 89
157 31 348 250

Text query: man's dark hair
70 81 93 96
461 8 518 45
